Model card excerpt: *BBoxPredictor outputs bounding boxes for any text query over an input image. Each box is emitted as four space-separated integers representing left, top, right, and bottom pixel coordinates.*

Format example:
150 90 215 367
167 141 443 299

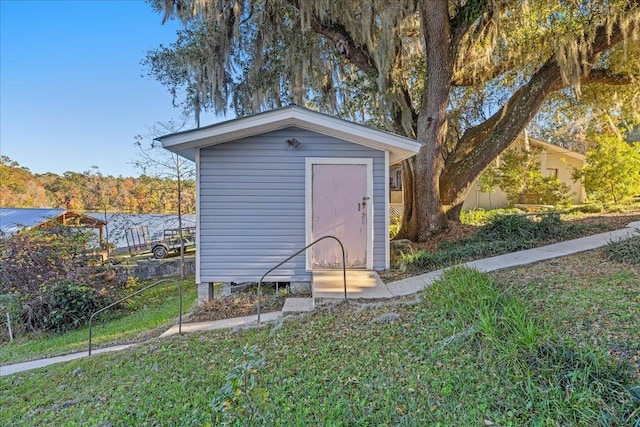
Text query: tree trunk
413 0 452 242
394 158 418 240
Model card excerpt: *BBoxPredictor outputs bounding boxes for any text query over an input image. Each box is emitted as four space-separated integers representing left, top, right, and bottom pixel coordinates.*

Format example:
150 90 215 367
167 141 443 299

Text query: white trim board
158 106 421 164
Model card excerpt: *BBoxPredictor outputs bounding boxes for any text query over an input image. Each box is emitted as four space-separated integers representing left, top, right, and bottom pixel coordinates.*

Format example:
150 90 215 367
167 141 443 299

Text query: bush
460 208 522 225
0 225 120 334
605 234 640 265
20 282 108 333
489 148 572 206
476 214 537 241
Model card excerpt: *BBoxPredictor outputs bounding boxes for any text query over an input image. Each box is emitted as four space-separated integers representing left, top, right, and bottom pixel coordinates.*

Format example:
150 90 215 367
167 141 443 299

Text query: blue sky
1 0 216 177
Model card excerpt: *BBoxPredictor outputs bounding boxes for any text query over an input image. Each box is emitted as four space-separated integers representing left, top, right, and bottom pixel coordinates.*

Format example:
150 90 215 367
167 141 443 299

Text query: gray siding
199 127 386 283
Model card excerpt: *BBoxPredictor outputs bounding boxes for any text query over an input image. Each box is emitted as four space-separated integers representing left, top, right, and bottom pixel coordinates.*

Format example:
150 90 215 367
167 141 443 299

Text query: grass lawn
1 247 638 425
0 277 197 365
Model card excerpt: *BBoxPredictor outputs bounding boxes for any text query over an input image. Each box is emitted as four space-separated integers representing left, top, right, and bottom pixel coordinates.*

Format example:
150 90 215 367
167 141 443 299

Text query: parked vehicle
125 226 195 259
151 227 196 259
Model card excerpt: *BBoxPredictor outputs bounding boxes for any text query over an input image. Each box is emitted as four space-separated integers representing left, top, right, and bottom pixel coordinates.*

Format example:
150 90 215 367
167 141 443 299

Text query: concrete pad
282 298 314 314
0 344 135 377
312 270 394 301
160 311 282 337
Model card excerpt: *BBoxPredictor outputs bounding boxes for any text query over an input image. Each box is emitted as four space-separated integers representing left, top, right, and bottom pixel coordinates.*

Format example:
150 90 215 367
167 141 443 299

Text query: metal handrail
257 236 347 323
88 278 182 355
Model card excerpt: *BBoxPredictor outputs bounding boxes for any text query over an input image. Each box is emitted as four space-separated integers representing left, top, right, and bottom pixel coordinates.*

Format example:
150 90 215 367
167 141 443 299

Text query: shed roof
0 208 106 236
157 105 422 164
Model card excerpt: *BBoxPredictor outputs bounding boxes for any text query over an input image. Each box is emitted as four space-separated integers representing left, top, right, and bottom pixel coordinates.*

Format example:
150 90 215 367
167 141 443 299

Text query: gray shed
158 106 420 301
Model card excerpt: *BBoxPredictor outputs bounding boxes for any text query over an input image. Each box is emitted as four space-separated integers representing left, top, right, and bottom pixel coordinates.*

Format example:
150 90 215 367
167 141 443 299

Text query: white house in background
158 105 421 302
389 135 586 212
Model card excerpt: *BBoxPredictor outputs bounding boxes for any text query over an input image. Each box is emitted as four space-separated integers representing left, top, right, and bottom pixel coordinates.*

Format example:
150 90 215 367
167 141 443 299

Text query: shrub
460 208 522 225
20 282 108 333
0 225 120 334
605 233 640 265
476 214 537 241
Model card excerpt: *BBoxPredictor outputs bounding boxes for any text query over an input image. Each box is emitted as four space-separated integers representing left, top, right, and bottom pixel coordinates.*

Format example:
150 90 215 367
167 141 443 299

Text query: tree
133 117 196 279
573 135 640 204
489 148 571 206
477 165 499 209
82 166 115 255
0 156 49 207
147 0 640 241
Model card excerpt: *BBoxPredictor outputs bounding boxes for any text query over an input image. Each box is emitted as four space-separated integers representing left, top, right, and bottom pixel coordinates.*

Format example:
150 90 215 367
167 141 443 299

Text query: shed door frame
305 157 374 270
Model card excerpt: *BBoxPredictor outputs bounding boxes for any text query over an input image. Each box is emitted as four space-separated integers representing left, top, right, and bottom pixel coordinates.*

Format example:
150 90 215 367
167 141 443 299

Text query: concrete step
282 297 315 314
312 270 393 302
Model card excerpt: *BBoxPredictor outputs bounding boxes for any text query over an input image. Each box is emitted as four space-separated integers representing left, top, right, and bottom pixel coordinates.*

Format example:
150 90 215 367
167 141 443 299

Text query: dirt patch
407 222 479 253
187 287 311 323
565 211 640 230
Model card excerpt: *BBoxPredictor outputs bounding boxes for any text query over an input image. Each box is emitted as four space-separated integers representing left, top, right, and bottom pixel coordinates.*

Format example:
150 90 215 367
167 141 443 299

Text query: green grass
1 262 638 426
0 277 197 365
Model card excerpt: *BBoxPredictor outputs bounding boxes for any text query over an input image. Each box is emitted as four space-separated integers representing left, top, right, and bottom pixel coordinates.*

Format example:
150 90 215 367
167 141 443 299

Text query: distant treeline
0 156 195 214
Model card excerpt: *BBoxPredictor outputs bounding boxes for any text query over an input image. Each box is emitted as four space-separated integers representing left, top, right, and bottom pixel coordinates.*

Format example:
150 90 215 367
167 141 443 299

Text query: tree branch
449 0 490 49
440 17 637 207
306 15 377 74
582 68 635 86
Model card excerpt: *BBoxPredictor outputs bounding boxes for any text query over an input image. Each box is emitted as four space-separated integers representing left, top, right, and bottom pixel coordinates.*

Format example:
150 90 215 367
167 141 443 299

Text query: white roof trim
158 106 421 164
527 137 586 161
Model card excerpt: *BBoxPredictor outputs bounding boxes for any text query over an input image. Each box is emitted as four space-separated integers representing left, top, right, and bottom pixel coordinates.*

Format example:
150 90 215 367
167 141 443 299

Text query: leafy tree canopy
0 156 195 214
574 136 640 204
146 0 640 241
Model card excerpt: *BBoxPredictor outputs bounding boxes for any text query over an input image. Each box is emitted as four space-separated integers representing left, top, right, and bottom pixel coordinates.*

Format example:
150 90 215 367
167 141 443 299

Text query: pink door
311 163 368 268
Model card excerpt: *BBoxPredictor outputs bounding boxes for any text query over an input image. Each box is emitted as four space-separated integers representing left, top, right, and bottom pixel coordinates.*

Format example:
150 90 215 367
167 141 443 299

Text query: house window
395 170 402 190
547 168 558 178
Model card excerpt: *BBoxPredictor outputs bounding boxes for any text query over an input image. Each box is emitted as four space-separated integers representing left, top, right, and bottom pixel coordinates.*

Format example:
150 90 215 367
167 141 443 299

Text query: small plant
477 214 537 241
605 233 640 265
210 344 268 424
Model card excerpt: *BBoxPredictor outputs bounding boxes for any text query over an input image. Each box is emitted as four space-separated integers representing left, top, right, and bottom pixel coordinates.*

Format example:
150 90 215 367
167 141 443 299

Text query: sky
1 0 218 177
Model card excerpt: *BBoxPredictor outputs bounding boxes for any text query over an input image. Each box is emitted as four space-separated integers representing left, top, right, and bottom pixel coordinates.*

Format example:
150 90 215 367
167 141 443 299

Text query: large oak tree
147 0 640 241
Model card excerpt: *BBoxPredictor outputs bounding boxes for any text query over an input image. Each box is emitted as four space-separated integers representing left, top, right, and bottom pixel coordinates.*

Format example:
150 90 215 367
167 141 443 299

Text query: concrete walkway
0 344 135 376
160 311 282 338
2 221 638 377
386 220 640 296
0 312 283 377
